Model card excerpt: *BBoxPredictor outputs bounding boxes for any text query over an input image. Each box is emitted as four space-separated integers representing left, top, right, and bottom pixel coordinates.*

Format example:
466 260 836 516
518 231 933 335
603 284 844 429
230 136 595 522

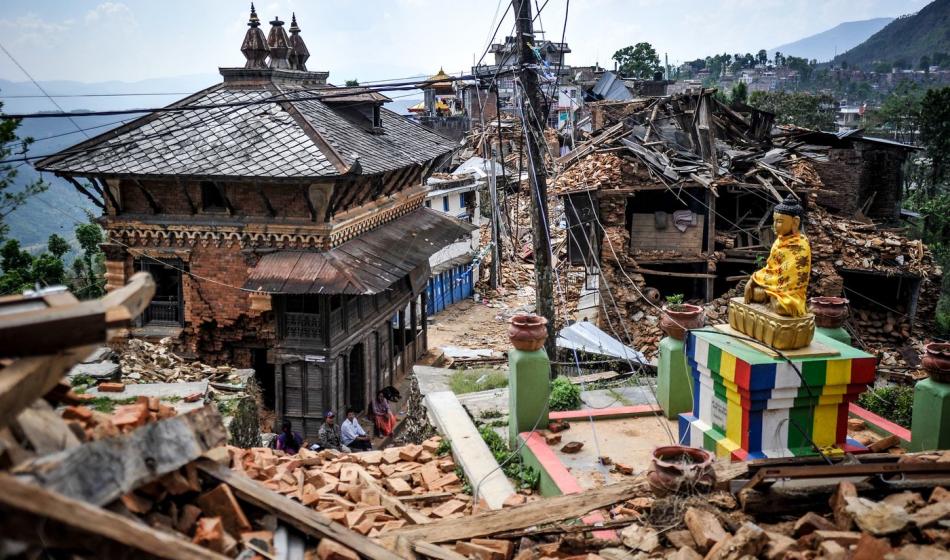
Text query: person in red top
371 390 396 437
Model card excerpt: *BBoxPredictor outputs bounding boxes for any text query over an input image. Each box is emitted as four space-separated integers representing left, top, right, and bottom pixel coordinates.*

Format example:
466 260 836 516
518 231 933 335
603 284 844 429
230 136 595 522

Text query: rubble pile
119 337 246 384
228 436 480 536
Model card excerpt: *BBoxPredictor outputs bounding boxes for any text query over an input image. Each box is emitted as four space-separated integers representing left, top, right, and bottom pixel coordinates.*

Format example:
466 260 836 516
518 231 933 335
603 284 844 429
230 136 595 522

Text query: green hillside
834 0 950 69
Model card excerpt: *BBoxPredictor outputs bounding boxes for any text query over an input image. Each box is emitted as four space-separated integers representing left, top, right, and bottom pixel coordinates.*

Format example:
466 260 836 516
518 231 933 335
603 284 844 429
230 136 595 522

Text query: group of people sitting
274 388 398 455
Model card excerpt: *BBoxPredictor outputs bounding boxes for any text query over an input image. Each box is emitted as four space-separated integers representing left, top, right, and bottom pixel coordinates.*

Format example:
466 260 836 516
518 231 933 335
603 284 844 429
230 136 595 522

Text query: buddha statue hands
743 195 811 318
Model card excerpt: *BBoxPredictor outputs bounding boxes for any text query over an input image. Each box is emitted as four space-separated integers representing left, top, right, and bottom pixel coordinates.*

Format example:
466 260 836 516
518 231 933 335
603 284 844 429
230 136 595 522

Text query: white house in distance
423 168 483 314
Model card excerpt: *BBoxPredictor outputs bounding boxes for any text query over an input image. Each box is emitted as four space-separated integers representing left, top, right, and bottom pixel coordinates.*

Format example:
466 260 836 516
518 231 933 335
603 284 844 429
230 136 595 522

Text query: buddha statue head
772 194 803 237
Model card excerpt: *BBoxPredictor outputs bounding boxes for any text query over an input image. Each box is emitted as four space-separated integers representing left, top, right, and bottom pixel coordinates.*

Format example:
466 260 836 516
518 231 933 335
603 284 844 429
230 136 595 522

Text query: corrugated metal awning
244 207 477 295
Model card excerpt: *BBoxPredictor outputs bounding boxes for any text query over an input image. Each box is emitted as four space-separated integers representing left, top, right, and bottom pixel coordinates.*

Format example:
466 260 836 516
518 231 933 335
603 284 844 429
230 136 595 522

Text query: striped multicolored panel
677 330 876 460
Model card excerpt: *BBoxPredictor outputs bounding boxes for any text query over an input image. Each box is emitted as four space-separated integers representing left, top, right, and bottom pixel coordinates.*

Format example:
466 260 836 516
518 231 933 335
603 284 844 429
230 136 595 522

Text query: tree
611 42 661 79
756 49 768 66
730 81 748 104
774 51 785 68
920 87 950 196
0 234 67 294
0 103 48 240
748 91 836 130
344 79 359 87
72 222 105 299
919 55 931 73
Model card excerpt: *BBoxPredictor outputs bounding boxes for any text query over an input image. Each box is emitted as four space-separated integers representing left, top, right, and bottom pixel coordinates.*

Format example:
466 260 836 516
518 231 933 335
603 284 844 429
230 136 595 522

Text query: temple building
35 6 475 436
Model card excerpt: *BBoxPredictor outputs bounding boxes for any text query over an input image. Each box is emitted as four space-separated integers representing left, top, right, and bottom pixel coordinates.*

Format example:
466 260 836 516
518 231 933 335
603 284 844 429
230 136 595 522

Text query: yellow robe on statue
751 232 811 317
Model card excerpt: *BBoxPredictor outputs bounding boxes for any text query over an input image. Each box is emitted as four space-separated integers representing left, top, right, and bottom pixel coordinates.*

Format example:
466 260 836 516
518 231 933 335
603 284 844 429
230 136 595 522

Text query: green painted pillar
508 349 551 448
817 327 851 346
656 337 693 420
910 378 950 452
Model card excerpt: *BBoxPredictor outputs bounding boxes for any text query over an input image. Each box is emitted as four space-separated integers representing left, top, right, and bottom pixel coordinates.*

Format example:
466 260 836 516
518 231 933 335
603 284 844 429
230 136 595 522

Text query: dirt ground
426 289 535 353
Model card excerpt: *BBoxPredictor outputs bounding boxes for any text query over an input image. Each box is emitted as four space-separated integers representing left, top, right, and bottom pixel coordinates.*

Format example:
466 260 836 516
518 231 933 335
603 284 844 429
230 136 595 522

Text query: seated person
744 195 811 317
371 390 397 437
275 419 303 455
317 411 350 453
341 407 372 451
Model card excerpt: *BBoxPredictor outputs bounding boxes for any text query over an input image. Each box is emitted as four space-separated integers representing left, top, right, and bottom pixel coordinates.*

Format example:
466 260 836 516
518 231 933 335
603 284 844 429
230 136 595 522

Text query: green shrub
449 369 508 395
477 425 539 491
857 385 915 429
549 376 582 411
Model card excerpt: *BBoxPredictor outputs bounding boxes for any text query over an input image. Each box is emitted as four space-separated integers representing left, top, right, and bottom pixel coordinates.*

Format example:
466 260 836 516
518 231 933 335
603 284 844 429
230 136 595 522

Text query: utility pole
514 0 556 359
488 132 501 289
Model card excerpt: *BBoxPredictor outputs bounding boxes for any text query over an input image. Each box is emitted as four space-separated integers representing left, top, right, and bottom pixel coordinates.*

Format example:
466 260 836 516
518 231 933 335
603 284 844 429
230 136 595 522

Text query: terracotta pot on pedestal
659 304 705 341
508 313 549 351
809 296 849 328
647 445 716 497
922 342 950 383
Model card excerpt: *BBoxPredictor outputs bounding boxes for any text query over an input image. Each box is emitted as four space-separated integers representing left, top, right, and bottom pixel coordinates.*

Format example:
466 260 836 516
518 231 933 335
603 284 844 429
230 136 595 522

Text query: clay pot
922 342 950 383
659 304 705 341
809 296 849 328
647 445 716 497
508 313 549 351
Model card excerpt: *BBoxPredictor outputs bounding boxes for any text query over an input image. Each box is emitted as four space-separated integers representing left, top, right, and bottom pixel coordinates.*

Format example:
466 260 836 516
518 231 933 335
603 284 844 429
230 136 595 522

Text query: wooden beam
14 404 227 506
64 176 105 210
0 345 96 429
98 178 121 213
177 178 197 214
133 179 162 214
196 459 402 560
388 479 648 544
0 271 155 357
414 541 468 560
632 267 717 279
258 183 277 218
0 473 228 560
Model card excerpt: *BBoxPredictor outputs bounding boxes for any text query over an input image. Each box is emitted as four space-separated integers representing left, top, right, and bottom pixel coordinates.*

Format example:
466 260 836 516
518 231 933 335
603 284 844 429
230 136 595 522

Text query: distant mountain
834 0 950 69
770 17 894 62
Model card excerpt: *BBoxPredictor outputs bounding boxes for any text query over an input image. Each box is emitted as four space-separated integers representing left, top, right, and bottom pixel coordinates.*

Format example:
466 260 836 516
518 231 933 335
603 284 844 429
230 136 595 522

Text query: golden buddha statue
728 195 815 350
744 195 811 317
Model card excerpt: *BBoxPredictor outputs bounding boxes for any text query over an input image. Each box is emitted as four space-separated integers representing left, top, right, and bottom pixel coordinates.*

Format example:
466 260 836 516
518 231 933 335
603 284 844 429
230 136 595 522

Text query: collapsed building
552 90 940 370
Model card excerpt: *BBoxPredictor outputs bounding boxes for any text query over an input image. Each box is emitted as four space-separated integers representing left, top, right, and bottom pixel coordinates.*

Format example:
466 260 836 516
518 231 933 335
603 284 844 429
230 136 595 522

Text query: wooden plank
0 272 154 357
742 461 950 492
196 459 402 560
0 344 96 428
0 473 227 560
388 479 648 543
14 404 227 506
415 541 469 560
632 267 716 279
355 466 431 525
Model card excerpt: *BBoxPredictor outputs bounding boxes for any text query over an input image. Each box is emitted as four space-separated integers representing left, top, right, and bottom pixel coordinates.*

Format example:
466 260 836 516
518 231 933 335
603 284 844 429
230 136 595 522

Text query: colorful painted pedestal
678 330 876 460
657 337 694 420
909 378 950 452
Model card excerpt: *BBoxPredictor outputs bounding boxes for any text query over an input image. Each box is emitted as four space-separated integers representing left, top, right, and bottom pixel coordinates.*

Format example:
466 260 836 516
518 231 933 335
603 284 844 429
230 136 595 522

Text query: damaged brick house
555 90 939 368
35 8 475 436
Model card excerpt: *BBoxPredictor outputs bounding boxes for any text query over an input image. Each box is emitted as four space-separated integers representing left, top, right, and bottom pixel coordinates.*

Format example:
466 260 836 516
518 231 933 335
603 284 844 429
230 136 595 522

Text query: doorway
348 343 366 413
251 348 276 410
138 258 184 326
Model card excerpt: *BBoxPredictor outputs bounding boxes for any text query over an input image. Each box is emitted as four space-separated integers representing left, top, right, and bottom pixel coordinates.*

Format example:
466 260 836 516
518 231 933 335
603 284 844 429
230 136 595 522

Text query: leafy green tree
730 81 748 104
748 91 836 130
774 51 785 68
0 234 67 294
919 87 950 194
72 222 105 299
47 234 69 259
344 79 359 87
0 103 48 240
611 42 661 79
756 49 768 66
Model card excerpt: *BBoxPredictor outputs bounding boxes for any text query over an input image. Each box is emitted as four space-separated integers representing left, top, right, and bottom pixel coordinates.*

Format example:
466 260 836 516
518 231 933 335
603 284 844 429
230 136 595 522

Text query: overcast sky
0 0 932 86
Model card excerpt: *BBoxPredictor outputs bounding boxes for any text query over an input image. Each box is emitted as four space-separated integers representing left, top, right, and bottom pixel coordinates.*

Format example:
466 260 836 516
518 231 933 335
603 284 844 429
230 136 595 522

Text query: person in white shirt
341 407 372 451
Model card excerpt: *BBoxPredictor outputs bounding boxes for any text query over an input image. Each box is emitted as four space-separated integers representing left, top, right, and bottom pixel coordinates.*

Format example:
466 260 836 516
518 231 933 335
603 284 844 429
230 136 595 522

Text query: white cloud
84 2 136 27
